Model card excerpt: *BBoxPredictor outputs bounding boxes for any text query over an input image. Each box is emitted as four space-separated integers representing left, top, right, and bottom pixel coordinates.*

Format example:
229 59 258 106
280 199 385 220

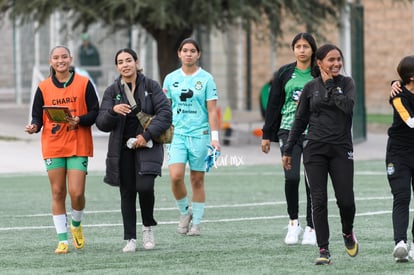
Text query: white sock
71 208 84 226
53 214 67 234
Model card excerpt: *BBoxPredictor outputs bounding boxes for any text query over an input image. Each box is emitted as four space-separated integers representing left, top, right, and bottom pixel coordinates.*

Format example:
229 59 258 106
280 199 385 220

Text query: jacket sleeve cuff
142 131 151 141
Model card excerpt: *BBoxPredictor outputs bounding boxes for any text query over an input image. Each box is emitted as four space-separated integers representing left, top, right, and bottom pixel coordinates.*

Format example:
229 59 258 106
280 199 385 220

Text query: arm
77 81 99 126
262 68 287 142
95 85 122 132
207 99 220 150
25 88 44 134
142 79 173 142
283 85 311 157
329 77 355 115
392 95 414 128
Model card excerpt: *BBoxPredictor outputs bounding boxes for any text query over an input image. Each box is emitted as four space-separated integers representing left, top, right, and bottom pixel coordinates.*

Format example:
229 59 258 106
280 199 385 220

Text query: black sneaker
315 248 331 265
343 232 359 257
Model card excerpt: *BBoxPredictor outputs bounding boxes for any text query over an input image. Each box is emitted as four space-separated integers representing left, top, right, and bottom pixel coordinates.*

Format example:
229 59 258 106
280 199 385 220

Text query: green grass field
1 161 413 274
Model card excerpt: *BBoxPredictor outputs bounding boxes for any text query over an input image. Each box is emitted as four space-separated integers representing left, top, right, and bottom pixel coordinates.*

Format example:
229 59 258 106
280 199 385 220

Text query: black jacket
262 62 296 142
284 75 355 156
388 86 414 147
96 73 172 186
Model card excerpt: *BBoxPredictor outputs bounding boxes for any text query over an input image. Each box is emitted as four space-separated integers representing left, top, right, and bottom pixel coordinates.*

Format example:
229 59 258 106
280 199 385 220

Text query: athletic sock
71 208 84 227
176 197 190 216
53 214 68 242
191 202 205 225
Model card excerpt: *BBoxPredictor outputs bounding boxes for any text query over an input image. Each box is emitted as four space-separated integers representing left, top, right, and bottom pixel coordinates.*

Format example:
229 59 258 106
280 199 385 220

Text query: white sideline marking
0 210 397 232
0 196 396 232
14 196 391 218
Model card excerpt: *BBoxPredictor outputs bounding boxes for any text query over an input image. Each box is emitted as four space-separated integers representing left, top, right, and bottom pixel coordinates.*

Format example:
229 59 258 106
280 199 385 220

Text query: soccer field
1 161 413 274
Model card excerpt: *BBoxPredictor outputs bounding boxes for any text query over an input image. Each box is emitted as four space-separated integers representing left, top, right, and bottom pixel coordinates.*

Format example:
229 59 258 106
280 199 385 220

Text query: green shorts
44 156 88 172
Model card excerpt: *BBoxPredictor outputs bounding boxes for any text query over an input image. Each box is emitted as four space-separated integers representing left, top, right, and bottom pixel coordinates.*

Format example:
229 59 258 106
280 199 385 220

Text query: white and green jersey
163 68 218 136
280 67 312 130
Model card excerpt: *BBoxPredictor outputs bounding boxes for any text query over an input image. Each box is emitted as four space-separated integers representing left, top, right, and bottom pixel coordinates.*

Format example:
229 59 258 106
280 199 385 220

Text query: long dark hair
291 32 317 69
311 44 344 77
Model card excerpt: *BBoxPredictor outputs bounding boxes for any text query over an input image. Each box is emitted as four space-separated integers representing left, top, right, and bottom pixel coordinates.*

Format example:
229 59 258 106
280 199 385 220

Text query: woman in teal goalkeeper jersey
163 38 220 236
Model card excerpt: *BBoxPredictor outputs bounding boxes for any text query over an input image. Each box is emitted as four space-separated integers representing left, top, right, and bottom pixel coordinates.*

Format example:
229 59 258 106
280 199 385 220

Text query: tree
0 0 350 82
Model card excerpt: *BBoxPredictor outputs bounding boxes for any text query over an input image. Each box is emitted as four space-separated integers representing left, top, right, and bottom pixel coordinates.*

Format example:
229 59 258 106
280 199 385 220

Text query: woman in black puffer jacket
96 48 172 252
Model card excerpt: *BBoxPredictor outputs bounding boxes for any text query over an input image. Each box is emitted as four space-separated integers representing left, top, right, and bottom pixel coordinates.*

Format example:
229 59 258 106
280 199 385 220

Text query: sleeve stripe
393 97 414 128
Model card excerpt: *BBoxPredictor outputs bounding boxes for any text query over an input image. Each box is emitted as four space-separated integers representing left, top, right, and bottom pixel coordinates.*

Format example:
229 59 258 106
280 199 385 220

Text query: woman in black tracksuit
282 44 358 265
387 55 414 262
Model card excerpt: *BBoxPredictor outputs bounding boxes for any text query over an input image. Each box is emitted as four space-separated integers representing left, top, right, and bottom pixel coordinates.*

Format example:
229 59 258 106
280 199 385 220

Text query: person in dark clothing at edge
282 44 358 265
386 55 414 263
261 32 317 246
96 48 172 252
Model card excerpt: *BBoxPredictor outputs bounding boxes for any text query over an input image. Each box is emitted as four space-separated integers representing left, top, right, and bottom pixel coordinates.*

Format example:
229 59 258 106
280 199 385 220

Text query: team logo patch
46 158 52 166
347 151 353 160
292 90 302 102
387 162 395 175
195 81 203 90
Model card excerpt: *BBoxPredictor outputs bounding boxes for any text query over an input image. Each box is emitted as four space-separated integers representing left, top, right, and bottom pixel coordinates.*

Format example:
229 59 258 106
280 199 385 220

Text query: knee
136 184 154 193
191 180 204 191
170 173 184 185
70 192 85 203
52 190 66 202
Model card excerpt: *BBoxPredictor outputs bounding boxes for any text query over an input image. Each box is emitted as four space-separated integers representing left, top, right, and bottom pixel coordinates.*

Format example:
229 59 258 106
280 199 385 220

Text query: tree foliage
0 0 352 81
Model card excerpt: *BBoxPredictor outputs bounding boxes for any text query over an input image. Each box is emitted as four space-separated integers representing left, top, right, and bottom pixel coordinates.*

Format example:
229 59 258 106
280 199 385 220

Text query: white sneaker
409 242 414 259
177 213 192 234
142 226 155 250
122 239 136 253
284 219 302 245
187 224 201 236
302 226 317 245
393 240 408 262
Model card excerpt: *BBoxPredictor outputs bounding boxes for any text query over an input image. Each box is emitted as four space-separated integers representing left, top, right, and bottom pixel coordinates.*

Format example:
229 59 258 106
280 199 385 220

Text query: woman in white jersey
163 38 220 236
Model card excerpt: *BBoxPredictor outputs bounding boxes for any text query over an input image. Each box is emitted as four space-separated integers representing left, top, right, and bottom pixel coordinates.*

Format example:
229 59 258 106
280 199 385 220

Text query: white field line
1 196 393 231
13 196 392 218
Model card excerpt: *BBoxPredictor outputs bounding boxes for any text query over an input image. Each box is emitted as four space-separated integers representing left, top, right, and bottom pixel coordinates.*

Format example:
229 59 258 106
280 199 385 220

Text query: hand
261 139 270 153
66 116 80 126
113 103 131 116
24 124 38 134
134 135 148 148
320 67 333 83
211 140 221 152
282 155 292 170
391 81 402 97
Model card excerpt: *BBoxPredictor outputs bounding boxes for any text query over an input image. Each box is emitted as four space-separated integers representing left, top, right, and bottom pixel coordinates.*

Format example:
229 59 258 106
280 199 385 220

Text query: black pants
120 147 157 240
303 140 355 249
386 139 414 244
278 130 313 227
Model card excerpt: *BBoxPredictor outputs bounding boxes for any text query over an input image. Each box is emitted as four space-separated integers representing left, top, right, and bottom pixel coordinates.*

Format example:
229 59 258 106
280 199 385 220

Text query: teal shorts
44 156 88 172
167 134 210 171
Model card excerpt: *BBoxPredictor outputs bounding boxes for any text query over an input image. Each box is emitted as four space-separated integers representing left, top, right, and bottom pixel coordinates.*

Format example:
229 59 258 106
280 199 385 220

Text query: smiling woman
282 43 358 265
24 45 100 254
96 47 172 253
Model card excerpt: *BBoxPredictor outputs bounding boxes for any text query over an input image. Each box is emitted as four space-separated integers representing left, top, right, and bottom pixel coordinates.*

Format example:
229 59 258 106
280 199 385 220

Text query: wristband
211 130 219 142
